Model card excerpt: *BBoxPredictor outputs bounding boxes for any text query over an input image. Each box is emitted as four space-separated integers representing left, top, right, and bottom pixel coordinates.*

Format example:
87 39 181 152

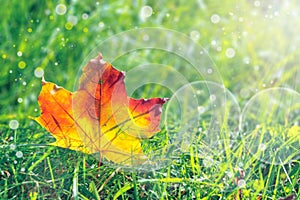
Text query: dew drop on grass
238 179 246 188
67 15 78 25
254 1 261 7
16 151 23 158
17 51 22 57
34 67 44 78
14 160 17 164
9 120 19 130
9 70 12 73
259 143 266 151
65 22 73 30
211 14 221 24
22 81 26 86
203 157 214 167
45 9 50 15
10 144 16 150
143 34 149 41
243 57 250 64
18 61 26 69
21 167 25 172
55 4 67 15
225 171 233 178
83 27 89 33
225 48 235 58
82 13 89 20
210 94 216 101
17 98 23 103
98 21 105 28
197 106 205 114
211 40 217 46
140 6 153 19
190 30 200 41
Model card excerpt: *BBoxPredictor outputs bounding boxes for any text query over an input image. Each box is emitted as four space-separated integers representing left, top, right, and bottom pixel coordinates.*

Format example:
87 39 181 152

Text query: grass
1 0 300 199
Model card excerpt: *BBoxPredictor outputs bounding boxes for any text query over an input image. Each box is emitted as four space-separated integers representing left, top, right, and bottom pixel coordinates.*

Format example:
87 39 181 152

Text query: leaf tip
41 76 47 85
89 52 107 66
28 116 37 121
97 52 103 59
162 98 169 103
96 52 106 65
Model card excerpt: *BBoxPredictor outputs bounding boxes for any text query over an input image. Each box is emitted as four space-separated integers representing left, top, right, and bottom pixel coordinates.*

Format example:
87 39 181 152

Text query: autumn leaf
34 53 168 165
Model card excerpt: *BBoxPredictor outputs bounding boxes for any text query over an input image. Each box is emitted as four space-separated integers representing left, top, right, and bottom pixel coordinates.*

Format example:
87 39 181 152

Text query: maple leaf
34 53 168 165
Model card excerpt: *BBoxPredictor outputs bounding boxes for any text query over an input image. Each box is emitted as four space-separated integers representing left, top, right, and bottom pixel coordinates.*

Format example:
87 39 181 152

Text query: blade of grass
98 167 121 192
89 181 101 200
280 158 297 198
72 162 79 200
113 183 134 200
46 157 56 189
28 149 52 172
132 172 139 200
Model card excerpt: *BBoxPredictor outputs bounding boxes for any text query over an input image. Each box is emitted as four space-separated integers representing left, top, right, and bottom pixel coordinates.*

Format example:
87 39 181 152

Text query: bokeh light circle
55 4 67 15
165 81 241 155
9 120 19 130
241 87 300 165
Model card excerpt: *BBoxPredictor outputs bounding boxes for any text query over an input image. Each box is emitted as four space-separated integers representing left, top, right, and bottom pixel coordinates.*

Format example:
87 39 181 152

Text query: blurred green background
1 0 299 199
1 0 300 120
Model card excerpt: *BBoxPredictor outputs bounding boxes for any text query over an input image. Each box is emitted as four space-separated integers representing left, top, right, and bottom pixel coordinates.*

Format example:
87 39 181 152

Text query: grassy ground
1 0 300 199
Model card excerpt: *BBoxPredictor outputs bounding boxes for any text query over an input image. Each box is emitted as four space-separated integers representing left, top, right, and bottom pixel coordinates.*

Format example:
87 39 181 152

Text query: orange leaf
34 53 168 165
